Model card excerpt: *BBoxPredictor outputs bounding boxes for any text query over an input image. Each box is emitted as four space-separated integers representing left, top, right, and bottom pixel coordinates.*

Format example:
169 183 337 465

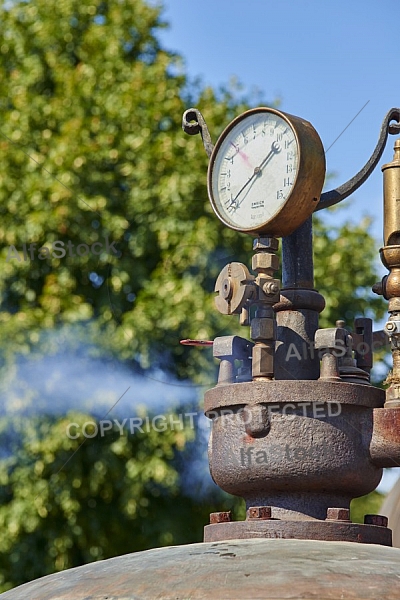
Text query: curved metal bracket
182 108 214 158
317 108 400 211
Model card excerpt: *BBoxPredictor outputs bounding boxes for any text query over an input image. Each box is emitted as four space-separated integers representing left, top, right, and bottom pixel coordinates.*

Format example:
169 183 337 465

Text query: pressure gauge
207 107 326 237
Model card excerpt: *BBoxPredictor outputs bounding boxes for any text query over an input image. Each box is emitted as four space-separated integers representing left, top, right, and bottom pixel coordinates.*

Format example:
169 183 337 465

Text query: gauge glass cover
210 110 299 231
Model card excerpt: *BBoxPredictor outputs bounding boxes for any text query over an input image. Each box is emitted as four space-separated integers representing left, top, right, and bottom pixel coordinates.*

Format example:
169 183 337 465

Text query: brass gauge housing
207 107 326 237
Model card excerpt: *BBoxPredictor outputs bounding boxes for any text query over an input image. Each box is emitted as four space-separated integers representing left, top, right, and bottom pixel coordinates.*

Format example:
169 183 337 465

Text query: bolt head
326 508 350 521
247 506 272 520
253 237 279 252
364 514 388 527
210 511 232 524
263 281 280 296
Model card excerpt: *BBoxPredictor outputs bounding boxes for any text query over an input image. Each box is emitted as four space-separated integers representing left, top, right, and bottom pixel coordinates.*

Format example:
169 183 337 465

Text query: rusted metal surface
210 511 232 524
204 379 385 412
317 107 400 210
207 410 383 521
2 539 400 600
204 520 392 546
370 407 400 467
204 380 390 531
242 404 270 437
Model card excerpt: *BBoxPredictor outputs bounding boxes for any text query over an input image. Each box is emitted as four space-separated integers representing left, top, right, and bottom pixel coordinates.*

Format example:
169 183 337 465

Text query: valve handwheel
214 262 254 315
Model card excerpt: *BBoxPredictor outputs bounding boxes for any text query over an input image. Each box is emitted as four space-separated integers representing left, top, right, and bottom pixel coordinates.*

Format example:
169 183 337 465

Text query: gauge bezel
207 107 326 237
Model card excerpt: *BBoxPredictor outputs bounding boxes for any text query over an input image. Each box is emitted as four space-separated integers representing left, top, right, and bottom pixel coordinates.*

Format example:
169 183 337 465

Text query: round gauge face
208 108 300 232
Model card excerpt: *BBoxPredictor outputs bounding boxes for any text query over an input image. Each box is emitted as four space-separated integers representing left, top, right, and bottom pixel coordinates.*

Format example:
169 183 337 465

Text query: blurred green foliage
0 0 391 591
351 490 385 525
0 413 233 590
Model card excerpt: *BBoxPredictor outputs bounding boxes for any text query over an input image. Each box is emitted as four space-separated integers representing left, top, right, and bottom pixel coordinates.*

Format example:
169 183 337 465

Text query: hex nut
263 281 280 296
251 318 275 341
252 344 274 378
326 508 350 521
247 506 272 520
252 253 279 272
210 511 232 524
364 514 388 527
253 237 279 252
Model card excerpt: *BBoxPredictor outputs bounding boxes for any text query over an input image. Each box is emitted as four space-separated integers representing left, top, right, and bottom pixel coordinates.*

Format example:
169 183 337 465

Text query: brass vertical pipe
378 139 400 407
383 140 400 247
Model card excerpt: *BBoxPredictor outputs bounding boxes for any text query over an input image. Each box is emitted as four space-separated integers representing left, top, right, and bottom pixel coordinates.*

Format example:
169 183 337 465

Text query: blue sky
158 1 400 492
159 0 399 252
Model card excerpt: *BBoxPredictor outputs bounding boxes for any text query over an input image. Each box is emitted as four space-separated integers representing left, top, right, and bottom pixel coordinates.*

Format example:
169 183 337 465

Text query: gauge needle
230 141 281 210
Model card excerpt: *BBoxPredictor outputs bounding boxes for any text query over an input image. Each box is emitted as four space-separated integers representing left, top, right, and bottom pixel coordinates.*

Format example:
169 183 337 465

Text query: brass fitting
379 139 400 406
251 237 280 380
383 139 400 247
252 252 279 272
250 317 275 341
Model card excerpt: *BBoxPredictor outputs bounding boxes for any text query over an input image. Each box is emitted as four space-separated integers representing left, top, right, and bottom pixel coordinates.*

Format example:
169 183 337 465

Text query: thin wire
325 100 370 154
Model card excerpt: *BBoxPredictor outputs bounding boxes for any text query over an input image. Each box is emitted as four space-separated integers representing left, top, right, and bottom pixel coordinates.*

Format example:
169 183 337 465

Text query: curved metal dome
1 539 400 600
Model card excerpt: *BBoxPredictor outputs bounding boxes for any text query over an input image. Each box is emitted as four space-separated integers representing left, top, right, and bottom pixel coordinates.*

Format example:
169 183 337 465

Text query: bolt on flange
209 511 232 524
364 514 389 527
326 508 351 522
247 506 272 520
